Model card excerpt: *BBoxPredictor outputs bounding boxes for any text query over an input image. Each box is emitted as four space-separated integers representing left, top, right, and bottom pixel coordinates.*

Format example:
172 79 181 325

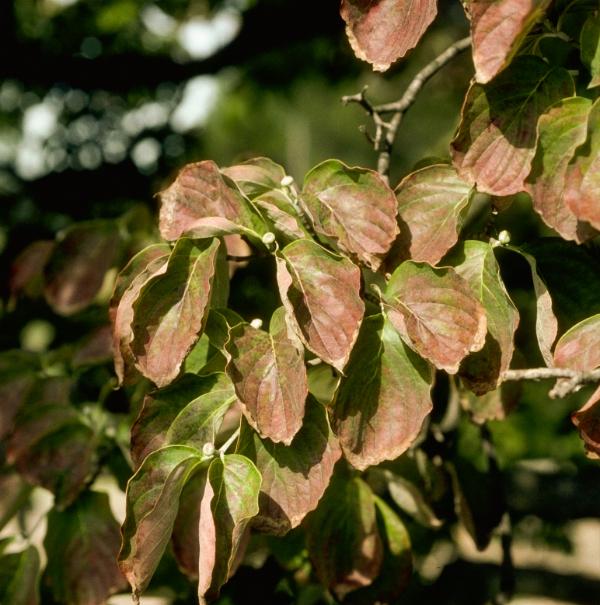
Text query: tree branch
342 36 471 182
502 368 600 398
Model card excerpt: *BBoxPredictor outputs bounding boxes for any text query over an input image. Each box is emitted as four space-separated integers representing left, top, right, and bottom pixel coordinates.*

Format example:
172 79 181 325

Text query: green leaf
0 546 40 605
131 238 221 387
0 471 32 533
158 160 266 241
237 397 341 535
526 96 596 242
344 497 412 605
581 13 600 88
225 307 307 445
467 0 550 83
110 243 171 384
221 157 287 199
119 445 204 595
390 164 473 267
449 241 519 394
332 314 433 470
276 239 364 372
131 372 235 468
385 473 443 529
307 475 383 598
45 491 126 605
301 159 399 270
384 261 487 373
7 405 97 508
451 56 574 196
44 220 124 316
198 454 261 603
554 314 600 371
340 0 437 71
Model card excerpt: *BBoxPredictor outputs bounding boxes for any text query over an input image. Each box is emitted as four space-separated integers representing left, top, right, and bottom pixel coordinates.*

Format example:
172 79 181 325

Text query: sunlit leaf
581 13 600 88
332 314 433 470
45 491 126 605
451 56 574 196
225 307 307 445
468 0 550 83
450 241 519 394
131 238 221 387
237 397 341 535
276 239 364 372
301 160 399 270
572 386 600 459
222 157 287 199
254 190 308 243
307 475 383 598
0 546 40 605
384 261 487 373
389 164 472 266
119 445 204 595
554 314 600 371
340 0 437 71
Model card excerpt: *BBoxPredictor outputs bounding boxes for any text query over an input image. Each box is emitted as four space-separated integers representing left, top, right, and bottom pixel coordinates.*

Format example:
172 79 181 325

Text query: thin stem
502 367 600 398
218 427 241 455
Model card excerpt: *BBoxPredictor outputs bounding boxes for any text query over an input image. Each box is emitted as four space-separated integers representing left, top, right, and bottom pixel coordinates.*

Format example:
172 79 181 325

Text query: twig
342 36 471 182
218 426 241 455
502 367 600 398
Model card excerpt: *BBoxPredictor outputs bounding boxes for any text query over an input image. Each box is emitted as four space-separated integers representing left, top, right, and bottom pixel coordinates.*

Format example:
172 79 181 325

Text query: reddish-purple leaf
131 238 221 387
301 160 399 270
9 241 54 300
450 241 519 394
158 160 265 240
390 164 473 266
72 325 113 368
526 96 596 242
110 244 171 384
254 191 308 243
45 491 126 605
44 221 123 316
307 475 383 598
276 239 364 372
221 157 287 199
384 261 487 373
198 455 261 603
340 0 437 72
225 308 307 445
237 397 342 535
451 56 574 196
0 358 37 440
554 314 600 372
468 0 550 83
119 446 204 595
572 387 600 459
332 315 433 470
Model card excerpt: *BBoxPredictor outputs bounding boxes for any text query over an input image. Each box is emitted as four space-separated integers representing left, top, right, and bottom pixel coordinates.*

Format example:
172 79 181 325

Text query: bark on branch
502 368 600 398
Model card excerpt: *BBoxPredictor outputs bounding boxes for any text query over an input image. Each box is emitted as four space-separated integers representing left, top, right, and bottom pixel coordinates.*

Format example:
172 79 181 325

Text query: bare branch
342 36 471 182
502 367 600 398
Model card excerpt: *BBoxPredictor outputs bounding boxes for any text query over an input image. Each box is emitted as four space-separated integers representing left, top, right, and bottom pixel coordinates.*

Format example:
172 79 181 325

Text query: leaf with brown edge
307 474 383 599
340 0 437 72
468 0 550 84
9 240 54 300
572 386 600 459
526 96 596 242
565 98 600 232
451 56 574 196
276 239 364 372
449 241 519 395
45 491 126 605
198 454 261 603
390 164 473 266
110 244 171 384
221 157 287 199
6 404 97 509
331 314 433 471
44 220 124 316
554 314 600 372
581 13 600 88
301 160 399 270
158 160 266 241
131 238 221 388
131 372 236 468
225 307 307 445
236 397 341 535
119 445 204 596
384 261 487 374
0 545 40 605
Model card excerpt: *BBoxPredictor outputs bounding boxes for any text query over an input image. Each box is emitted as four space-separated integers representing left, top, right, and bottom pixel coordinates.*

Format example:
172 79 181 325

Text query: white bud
262 232 276 246
498 230 511 245
250 318 263 329
202 442 215 457
280 175 294 188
